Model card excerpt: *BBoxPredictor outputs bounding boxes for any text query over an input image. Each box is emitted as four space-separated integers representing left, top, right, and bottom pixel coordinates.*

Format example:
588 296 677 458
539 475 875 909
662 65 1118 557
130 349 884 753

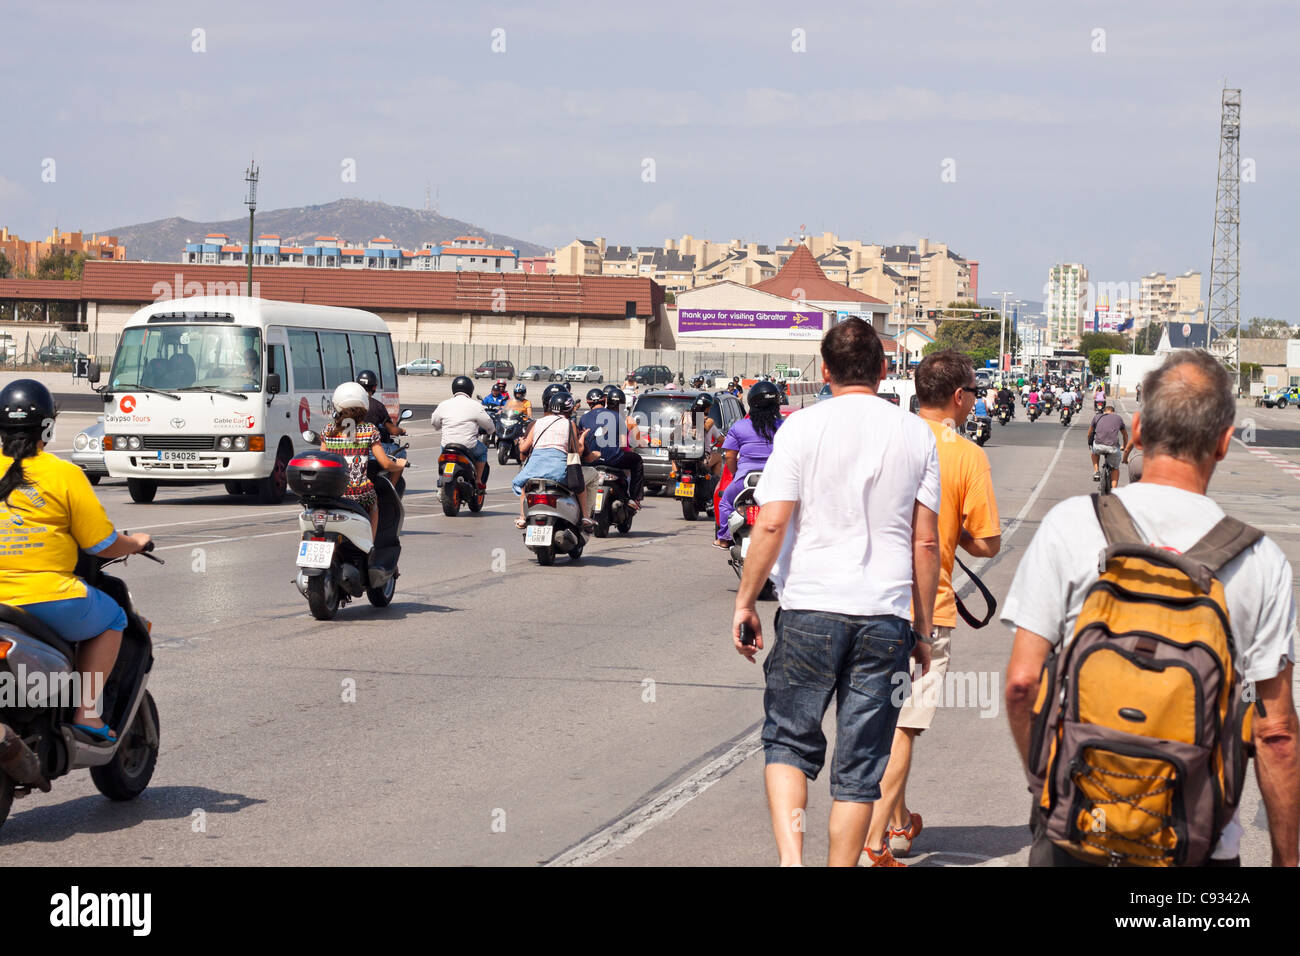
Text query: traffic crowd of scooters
976 375 1104 433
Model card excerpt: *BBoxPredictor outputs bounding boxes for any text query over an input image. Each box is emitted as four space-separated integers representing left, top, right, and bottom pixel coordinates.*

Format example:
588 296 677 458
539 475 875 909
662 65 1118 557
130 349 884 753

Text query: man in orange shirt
863 349 1002 866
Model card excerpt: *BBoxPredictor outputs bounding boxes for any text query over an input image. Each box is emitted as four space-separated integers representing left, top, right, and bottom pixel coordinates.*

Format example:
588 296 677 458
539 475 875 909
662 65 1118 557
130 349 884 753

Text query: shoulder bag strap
953 555 998 629
1091 492 1144 547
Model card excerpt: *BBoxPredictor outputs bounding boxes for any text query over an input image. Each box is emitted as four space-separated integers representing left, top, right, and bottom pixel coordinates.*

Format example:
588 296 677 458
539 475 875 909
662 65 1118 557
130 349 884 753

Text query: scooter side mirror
399 408 413 421
302 429 320 444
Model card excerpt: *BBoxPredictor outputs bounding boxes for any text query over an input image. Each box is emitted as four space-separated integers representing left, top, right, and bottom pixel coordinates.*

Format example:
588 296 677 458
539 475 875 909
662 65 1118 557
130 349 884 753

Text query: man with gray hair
1003 349 1299 866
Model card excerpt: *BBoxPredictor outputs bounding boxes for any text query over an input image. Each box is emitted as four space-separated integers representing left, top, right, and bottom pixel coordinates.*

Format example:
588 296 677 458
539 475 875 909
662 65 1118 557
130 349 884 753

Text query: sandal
712 539 731 550
69 723 117 744
888 812 923 857
581 518 595 533
628 500 642 513
862 842 905 867
514 517 527 530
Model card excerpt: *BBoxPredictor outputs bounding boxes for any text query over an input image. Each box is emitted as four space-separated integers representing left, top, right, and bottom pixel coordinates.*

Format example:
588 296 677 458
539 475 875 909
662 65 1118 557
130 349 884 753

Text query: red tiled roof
753 245 885 305
454 235 483 242
0 278 85 301
74 261 663 320
220 245 242 252
341 249 364 256
281 247 303 254
204 233 229 239
257 234 281 239
438 248 517 258
315 236 338 241
369 236 393 244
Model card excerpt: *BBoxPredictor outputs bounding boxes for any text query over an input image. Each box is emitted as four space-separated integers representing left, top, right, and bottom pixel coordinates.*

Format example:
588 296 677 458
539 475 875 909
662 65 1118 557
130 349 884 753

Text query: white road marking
546 727 764 867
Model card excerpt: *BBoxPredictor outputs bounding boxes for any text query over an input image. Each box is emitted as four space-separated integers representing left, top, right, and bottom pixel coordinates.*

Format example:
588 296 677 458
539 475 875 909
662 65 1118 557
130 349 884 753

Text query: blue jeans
512 447 567 495
762 610 915 802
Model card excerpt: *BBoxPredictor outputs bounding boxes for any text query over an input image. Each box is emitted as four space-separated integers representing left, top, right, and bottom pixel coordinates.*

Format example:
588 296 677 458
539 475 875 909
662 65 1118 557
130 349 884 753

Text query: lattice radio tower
1207 88 1241 382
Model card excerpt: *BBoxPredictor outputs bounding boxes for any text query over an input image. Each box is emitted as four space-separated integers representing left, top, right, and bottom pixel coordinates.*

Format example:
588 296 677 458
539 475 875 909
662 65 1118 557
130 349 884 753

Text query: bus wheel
127 479 157 503
258 443 291 505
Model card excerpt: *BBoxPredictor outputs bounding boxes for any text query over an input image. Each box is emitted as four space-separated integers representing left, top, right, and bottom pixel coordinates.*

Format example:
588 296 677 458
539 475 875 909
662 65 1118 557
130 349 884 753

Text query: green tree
1079 331 1130 355
0 250 11 279
664 291 676 305
1134 322 1162 355
1238 362 1263 383
1088 348 1123 377
923 319 1020 369
34 248 85 280
1243 316 1297 339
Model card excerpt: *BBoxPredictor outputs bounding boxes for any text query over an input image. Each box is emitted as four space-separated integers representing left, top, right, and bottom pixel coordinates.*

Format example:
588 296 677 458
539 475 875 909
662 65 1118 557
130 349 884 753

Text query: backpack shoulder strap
1091 493 1144 547
1183 516 1264 574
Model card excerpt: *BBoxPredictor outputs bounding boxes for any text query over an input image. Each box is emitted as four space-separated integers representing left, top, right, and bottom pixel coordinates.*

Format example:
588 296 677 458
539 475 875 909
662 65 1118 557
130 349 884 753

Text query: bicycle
1098 455 1114 496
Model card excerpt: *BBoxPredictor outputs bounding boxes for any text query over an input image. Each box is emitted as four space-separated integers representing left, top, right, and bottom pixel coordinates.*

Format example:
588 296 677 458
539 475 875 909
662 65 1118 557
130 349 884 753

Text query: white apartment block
1046 263 1089 348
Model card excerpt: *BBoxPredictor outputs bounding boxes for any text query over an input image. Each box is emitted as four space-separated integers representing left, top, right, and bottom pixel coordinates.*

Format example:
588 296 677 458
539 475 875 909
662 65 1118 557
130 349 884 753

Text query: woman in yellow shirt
0 381 151 742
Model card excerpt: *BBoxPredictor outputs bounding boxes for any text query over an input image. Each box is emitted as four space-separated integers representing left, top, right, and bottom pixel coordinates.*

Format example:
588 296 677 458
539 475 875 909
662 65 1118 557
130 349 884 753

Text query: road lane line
545 724 764 867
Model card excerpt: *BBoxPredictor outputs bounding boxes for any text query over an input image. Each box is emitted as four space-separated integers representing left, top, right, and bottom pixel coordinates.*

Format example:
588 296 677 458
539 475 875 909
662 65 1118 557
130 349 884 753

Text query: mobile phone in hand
740 622 756 647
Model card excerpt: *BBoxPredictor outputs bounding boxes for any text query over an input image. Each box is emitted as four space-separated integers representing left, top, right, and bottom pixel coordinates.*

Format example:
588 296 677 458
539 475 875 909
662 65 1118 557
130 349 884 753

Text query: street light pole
244 160 259 295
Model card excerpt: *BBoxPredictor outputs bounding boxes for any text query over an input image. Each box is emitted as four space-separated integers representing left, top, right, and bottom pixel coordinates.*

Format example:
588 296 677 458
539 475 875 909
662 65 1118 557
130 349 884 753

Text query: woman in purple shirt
714 381 783 547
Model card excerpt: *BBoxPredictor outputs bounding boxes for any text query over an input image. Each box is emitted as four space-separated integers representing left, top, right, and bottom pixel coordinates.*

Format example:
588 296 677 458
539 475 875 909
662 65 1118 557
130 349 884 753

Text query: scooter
0 542 164 831
1095 398 1105 412
669 442 718 522
1027 403 1042 422
997 403 1013 426
963 413 991 446
290 432 409 620
591 465 635 538
726 472 776 601
437 444 489 516
1060 404 1074 426
522 477 587 565
483 408 502 449
497 411 530 466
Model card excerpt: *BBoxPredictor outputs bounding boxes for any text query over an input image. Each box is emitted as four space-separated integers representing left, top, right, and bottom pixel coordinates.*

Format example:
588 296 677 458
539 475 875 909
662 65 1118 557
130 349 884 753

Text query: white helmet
332 382 369 412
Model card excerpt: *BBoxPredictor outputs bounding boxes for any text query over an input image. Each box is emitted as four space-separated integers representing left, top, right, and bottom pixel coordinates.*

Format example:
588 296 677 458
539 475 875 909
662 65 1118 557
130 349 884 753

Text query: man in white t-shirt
732 318 941 867
1003 350 1299 866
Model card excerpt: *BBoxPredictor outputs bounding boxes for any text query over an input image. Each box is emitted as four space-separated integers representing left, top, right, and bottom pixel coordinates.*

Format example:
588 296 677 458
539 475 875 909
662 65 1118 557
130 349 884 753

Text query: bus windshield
110 325 264 392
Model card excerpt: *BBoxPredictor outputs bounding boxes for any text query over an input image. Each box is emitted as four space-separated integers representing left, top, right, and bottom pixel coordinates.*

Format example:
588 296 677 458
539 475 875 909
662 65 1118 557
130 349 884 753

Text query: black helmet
541 382 568 408
604 385 627 410
356 369 379 393
493 379 507 392
586 387 605 405
547 392 575 415
451 375 474 396
513 383 527 397
691 394 712 415
747 380 781 408
0 379 55 431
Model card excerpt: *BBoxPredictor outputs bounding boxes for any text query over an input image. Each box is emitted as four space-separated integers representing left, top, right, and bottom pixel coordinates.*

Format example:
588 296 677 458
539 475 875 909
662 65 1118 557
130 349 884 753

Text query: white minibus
98 296 399 503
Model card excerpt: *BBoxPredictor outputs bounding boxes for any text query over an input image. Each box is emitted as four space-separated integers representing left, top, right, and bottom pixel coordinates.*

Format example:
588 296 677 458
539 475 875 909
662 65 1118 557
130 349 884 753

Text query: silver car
397 357 444 376
72 418 107 485
521 364 562 382
562 364 604 383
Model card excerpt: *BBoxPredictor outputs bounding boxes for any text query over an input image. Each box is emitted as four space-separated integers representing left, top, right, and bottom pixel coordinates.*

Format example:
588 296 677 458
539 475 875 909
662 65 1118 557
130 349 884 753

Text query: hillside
98 198 550 261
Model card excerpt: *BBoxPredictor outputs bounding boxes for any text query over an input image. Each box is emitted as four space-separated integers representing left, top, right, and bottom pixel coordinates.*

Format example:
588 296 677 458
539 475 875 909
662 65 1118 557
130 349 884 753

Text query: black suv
630 388 746 491
473 359 516 379
631 364 673 386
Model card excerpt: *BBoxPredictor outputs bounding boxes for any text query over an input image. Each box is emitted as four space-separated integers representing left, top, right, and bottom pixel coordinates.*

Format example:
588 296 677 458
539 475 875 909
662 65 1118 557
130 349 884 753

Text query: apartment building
1138 270 1204 328
1045 263 1089 348
0 226 126 274
180 234 518 273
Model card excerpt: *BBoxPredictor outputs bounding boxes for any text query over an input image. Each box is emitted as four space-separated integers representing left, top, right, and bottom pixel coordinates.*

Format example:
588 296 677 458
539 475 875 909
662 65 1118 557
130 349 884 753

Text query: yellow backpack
1027 494 1261 866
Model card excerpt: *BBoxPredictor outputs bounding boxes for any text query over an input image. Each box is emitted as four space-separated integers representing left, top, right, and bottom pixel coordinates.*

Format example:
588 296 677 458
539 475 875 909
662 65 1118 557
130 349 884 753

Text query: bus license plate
525 525 553 547
158 451 199 462
675 481 695 498
296 540 334 568
443 463 455 476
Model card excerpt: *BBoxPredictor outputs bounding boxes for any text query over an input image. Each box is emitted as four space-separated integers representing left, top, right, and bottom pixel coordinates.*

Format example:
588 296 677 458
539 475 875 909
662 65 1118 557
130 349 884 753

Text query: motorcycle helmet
356 369 379 393
493 379 507 392
586 387 605 406
513 383 527 398
541 382 567 408
0 379 55 431
746 380 781 409
604 386 627 411
691 394 712 415
547 392 575 415
332 381 369 414
451 375 474 397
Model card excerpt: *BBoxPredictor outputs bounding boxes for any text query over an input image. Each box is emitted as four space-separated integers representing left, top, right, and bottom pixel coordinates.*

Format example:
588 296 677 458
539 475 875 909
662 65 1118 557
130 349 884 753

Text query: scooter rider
996 384 1016 417
483 380 509 411
430 375 494 489
356 369 404 453
505 383 532 420
578 386 645 514
0 380 152 742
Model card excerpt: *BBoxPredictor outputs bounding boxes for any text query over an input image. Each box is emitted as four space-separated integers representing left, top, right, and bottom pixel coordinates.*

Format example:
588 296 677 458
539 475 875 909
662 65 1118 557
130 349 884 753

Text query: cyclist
1088 403 1129 488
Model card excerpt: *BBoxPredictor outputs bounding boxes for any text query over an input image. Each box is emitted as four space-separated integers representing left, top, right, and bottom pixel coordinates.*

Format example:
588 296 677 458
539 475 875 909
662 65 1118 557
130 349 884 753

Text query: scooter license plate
740 537 751 558
443 462 455 476
296 540 335 569
675 481 695 498
525 524 553 547
594 490 606 510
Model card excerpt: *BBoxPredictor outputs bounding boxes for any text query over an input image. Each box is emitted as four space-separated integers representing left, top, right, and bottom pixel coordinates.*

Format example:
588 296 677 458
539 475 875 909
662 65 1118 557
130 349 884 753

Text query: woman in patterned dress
320 383 406 541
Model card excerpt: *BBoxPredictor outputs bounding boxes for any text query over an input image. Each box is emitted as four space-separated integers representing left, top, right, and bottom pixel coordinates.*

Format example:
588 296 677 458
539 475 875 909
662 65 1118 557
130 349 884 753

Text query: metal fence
392 341 822 383
0 330 120 367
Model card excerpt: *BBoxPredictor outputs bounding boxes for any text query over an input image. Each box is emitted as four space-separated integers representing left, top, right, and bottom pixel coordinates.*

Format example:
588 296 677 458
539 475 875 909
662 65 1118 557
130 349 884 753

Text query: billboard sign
677 308 824 340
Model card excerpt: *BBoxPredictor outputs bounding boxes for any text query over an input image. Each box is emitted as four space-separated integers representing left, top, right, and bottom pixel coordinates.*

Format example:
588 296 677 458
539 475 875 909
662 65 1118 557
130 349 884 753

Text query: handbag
564 421 584 491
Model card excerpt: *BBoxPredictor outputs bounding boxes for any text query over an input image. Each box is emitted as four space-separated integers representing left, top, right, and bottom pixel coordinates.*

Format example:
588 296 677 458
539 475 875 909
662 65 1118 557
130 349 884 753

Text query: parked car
630 387 746 492
37 344 86 365
71 418 107 485
1260 385 1300 409
692 368 726 386
631 364 674 386
473 359 516 379
397 357 444 376
562 364 604 383
816 383 832 402
521 364 562 382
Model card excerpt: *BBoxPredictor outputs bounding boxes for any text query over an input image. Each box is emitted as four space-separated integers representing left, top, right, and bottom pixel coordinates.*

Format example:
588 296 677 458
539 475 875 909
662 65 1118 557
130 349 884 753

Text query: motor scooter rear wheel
90 690 159 801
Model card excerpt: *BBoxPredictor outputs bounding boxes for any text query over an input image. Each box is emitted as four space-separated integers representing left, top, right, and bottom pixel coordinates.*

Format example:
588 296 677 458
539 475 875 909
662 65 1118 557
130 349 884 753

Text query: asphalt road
3 398 1297 865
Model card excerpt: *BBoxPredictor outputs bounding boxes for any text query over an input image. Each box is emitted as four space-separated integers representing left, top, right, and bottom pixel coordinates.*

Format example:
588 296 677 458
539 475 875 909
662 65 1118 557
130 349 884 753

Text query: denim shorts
20 584 129 642
762 609 915 802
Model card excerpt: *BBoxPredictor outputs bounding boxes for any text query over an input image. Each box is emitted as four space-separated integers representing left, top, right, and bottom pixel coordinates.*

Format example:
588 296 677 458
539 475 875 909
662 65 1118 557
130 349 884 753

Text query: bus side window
319 331 353 389
288 330 323 390
377 335 397 389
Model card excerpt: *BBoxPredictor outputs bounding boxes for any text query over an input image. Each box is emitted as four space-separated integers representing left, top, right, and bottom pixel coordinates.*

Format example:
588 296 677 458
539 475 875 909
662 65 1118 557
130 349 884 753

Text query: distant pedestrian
1003 349 1299 867
732 317 940 867
862 350 1002 866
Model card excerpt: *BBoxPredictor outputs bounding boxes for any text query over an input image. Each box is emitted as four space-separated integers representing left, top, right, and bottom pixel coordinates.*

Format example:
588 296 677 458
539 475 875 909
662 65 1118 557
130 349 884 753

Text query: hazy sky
2 1 1297 318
